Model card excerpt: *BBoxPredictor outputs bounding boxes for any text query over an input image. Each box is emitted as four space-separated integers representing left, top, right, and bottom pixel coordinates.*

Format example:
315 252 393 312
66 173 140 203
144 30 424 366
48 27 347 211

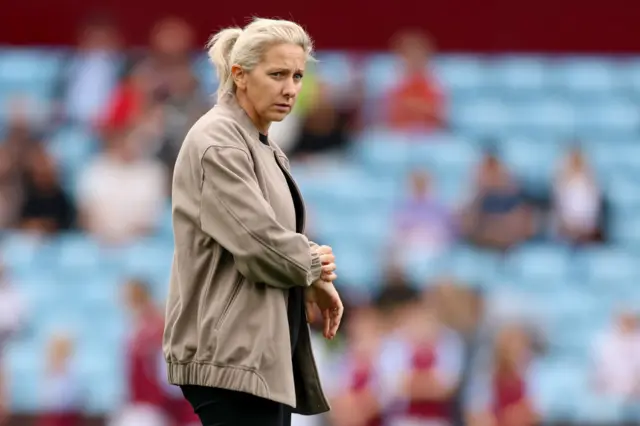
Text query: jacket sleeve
199 142 322 289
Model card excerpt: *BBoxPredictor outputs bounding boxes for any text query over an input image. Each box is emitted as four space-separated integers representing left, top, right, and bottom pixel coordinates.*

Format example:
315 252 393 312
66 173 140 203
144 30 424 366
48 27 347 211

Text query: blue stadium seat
432 55 488 94
5 340 45 411
361 54 399 98
571 391 626 423
193 53 218 99
574 98 640 139
405 135 480 179
0 48 63 105
1 232 57 276
315 51 354 89
606 171 640 210
485 56 548 97
530 360 588 421
47 126 99 192
349 128 413 175
121 239 173 294
55 233 105 273
508 97 576 139
445 246 501 285
505 244 573 284
620 58 640 98
330 241 383 290
548 58 620 98
499 137 563 186
577 247 640 285
450 97 512 139
75 345 126 414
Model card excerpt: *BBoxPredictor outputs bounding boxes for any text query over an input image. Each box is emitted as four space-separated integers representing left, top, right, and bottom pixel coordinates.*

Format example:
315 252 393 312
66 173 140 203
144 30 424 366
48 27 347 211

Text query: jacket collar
217 93 261 137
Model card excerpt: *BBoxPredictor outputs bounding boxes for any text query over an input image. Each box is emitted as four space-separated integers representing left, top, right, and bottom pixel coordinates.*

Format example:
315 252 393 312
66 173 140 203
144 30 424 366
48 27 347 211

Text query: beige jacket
163 94 330 414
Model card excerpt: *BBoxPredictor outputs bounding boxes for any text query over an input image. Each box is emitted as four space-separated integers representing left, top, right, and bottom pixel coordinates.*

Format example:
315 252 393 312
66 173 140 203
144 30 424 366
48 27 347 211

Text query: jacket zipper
214 276 244 330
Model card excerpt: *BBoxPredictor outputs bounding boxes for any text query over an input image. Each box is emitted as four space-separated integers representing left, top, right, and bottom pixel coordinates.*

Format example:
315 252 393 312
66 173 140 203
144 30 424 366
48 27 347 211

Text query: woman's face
233 43 306 131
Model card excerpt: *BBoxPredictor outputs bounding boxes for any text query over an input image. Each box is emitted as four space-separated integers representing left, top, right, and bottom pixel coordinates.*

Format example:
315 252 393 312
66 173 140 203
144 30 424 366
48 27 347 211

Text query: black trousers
181 385 292 426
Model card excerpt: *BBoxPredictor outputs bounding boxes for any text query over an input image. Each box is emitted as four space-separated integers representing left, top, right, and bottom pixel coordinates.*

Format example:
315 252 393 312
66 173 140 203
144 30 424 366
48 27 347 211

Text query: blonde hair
207 18 314 101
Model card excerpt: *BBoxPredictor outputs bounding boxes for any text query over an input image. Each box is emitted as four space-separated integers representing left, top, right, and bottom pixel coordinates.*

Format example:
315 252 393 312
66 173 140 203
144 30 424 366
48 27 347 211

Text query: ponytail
207 27 242 100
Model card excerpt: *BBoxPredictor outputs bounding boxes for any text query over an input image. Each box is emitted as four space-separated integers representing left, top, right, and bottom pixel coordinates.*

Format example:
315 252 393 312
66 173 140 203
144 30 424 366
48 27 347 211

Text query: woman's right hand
316 245 337 282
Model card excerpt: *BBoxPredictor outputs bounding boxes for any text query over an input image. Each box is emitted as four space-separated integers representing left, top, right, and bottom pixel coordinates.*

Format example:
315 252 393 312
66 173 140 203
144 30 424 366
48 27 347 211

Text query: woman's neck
235 91 270 134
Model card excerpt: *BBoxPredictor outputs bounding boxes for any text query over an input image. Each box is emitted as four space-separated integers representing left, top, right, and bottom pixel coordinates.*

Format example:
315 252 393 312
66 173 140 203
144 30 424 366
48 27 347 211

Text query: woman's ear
231 64 247 91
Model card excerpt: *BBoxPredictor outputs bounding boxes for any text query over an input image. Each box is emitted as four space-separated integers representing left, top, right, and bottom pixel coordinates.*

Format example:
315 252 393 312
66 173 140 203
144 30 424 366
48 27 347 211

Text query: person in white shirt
77 126 167 245
593 310 640 397
553 147 602 244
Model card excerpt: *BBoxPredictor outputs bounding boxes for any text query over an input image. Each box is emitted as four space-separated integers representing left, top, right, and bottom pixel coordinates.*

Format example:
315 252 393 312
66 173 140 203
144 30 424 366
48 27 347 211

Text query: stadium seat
484 56 548 97
361 53 400 98
450 97 513 140
47 126 99 192
548 58 620 99
505 243 573 284
576 247 640 285
314 51 354 90
432 55 488 95
508 97 576 140
574 98 640 140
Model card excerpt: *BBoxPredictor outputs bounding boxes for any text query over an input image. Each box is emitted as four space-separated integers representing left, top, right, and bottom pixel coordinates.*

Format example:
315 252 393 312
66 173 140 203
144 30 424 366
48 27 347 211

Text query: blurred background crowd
2 3 640 426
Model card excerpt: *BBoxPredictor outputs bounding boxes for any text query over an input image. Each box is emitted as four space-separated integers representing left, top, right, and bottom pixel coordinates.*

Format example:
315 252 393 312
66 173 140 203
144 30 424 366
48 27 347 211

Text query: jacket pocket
214 276 244 331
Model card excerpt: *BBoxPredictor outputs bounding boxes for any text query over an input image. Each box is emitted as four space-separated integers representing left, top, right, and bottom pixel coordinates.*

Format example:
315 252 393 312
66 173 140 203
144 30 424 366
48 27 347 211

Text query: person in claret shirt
381 301 464 426
329 306 387 426
38 334 85 426
384 30 447 132
111 279 169 426
465 326 540 426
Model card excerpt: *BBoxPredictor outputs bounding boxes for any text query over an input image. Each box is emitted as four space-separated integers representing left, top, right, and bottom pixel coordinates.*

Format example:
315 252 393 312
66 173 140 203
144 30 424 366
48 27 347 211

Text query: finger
329 301 344 337
318 245 333 255
329 309 342 337
319 253 335 264
305 302 315 323
321 262 337 272
323 309 331 339
321 272 338 282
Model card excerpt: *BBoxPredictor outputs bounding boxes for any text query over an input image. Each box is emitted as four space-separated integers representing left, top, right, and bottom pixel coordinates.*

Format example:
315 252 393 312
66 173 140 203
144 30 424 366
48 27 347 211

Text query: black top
260 132 305 356
19 183 75 231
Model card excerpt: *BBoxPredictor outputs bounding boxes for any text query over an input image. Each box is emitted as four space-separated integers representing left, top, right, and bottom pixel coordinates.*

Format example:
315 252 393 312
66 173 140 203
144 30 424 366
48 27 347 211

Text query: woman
552 147 603 244
163 18 344 426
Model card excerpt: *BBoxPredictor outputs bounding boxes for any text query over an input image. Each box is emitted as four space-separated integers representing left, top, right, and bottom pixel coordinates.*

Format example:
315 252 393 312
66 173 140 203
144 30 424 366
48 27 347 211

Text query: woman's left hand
305 280 344 339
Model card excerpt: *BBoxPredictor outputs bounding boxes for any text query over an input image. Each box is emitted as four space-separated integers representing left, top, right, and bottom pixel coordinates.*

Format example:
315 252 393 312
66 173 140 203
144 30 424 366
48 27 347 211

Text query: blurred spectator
77 128 167 244
461 151 535 251
384 30 447 131
386 303 464 426
0 366 6 426
147 17 195 73
0 263 26 424
552 147 606 245
427 278 483 339
269 64 321 152
18 144 75 235
155 60 209 175
38 333 85 426
592 310 640 397
0 263 26 348
112 279 169 426
392 170 457 262
466 326 539 426
55 12 123 125
0 101 40 228
289 82 360 161
329 306 386 426
99 60 160 137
